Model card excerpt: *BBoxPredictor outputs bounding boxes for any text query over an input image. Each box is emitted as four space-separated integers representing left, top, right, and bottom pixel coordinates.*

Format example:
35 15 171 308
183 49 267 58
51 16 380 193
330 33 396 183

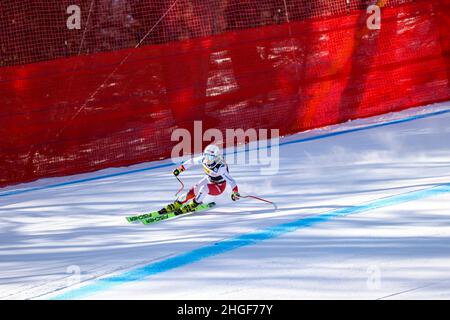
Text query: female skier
159 144 240 215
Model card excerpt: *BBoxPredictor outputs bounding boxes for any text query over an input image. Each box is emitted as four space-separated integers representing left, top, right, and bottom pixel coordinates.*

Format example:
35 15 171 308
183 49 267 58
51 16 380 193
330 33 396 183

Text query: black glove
173 166 185 176
231 191 240 201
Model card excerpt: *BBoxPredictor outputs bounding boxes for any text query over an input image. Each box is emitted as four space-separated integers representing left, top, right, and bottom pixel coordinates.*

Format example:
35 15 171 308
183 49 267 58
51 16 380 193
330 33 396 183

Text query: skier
159 144 240 215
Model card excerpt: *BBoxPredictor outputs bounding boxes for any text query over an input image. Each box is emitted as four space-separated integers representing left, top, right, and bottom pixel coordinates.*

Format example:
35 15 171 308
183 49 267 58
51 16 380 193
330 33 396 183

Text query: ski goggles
204 153 216 162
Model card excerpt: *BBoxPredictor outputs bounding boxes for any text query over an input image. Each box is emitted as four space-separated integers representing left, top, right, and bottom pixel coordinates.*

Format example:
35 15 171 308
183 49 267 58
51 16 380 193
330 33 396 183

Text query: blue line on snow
52 182 450 300
0 163 174 198
2 107 450 198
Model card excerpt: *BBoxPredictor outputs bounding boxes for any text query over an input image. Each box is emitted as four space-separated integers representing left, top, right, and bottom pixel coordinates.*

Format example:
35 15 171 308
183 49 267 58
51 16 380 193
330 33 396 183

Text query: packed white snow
1 102 450 300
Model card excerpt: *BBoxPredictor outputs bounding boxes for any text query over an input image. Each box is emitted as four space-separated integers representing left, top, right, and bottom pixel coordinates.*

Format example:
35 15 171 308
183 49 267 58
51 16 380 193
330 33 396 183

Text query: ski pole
175 176 184 196
241 194 278 210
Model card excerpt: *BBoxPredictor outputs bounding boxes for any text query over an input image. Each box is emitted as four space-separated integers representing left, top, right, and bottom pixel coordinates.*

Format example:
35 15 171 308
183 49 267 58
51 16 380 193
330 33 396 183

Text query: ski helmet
203 144 221 165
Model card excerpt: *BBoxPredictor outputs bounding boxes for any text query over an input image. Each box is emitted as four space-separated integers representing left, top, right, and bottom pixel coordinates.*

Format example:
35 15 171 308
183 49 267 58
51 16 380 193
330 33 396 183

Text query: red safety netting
0 0 429 67
0 0 449 187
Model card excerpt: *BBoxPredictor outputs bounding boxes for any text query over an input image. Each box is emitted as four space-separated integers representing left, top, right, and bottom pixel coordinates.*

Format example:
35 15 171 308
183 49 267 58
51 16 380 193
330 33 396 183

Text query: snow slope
1 102 450 300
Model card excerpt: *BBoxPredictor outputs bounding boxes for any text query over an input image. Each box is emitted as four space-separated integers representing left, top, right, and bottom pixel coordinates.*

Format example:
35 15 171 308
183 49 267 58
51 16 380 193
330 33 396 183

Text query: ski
141 202 216 225
125 202 196 223
126 211 160 223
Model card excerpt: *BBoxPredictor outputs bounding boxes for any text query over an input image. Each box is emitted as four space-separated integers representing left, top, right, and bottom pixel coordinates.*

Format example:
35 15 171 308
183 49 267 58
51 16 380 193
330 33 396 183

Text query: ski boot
158 200 183 215
174 200 200 215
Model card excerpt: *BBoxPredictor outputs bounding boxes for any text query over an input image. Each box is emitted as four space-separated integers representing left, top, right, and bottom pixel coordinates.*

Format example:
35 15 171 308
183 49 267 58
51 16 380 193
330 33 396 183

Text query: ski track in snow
1 102 450 300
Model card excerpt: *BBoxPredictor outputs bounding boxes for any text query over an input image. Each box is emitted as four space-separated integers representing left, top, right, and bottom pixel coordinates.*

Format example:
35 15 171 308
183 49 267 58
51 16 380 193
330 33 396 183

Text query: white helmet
203 144 221 165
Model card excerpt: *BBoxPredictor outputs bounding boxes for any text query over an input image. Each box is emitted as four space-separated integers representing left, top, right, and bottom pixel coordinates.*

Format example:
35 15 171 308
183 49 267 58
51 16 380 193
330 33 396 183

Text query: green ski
141 202 216 225
126 211 160 223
